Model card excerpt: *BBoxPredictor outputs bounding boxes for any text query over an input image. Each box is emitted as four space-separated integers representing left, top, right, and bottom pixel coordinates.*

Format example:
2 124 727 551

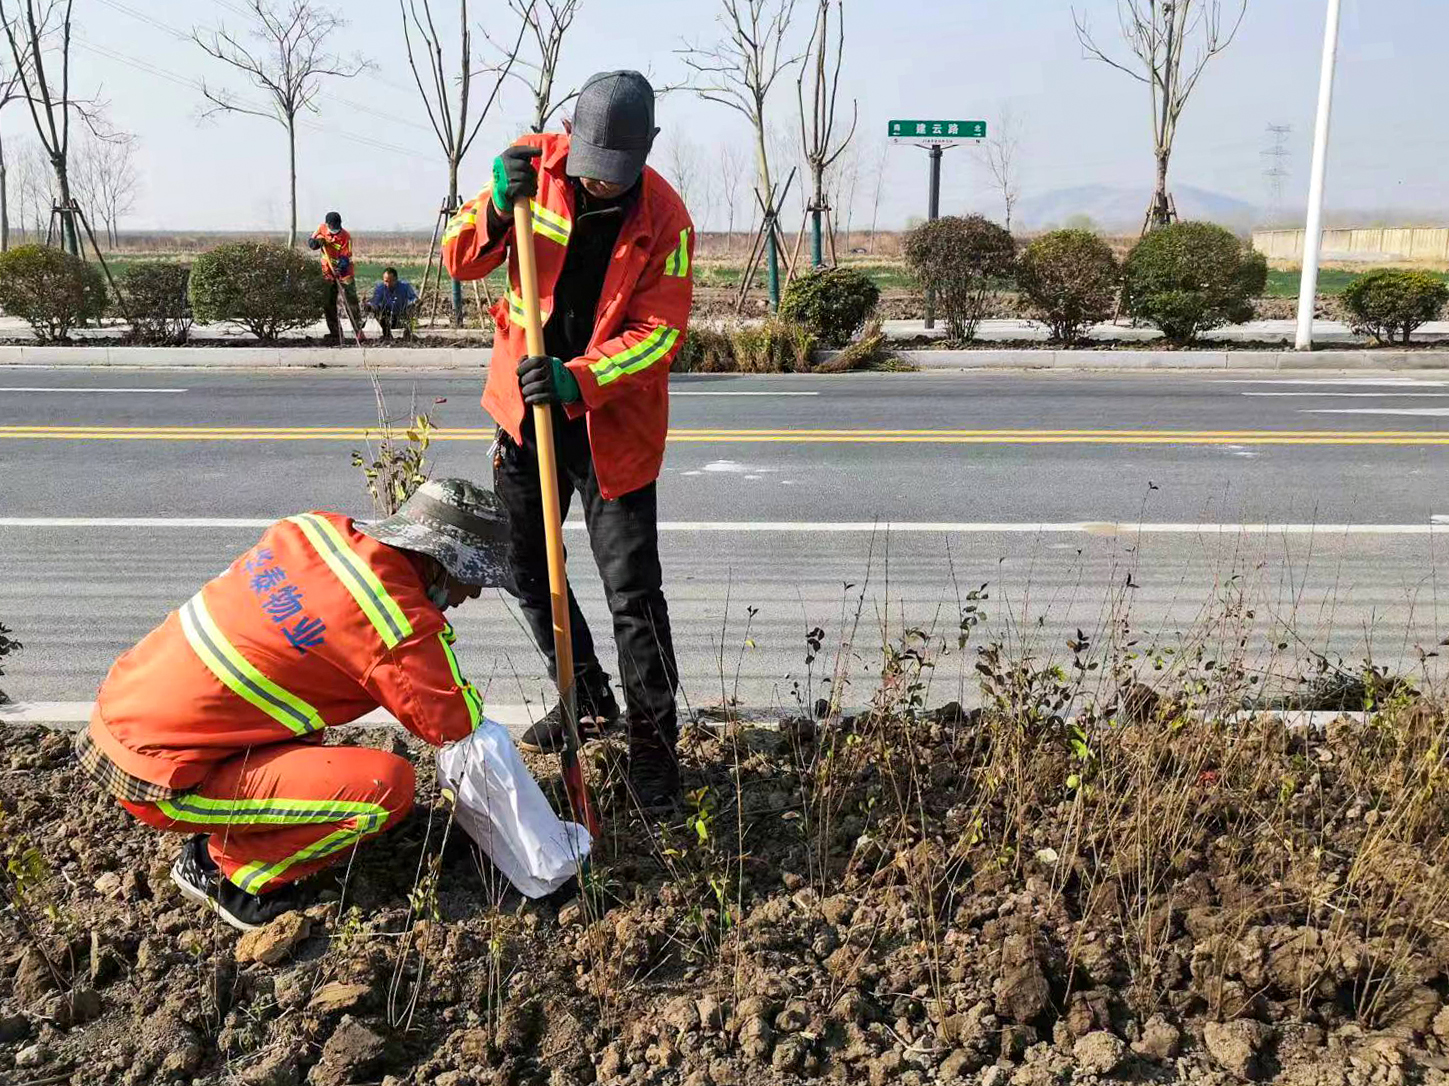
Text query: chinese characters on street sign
887 119 987 146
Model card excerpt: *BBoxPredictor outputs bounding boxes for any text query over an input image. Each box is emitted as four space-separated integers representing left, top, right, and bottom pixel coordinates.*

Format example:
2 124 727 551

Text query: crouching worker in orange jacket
76 479 512 931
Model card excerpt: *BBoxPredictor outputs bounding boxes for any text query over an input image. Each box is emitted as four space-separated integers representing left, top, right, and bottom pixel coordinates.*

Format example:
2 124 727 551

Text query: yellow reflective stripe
530 199 571 245
179 594 324 736
438 625 482 731
156 793 386 826
506 290 549 324
288 514 413 649
231 810 388 893
442 210 478 242
591 326 681 387
666 228 691 277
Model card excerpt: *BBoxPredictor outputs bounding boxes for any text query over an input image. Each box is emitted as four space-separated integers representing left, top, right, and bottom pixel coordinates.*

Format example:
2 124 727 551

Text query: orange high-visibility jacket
88 513 484 791
442 132 695 500
311 225 355 282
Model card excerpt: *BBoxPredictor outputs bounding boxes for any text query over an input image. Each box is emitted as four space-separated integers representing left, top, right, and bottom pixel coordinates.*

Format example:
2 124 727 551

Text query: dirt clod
235 911 311 965
310 1016 386 1086
1074 1030 1128 1076
1203 1019 1275 1080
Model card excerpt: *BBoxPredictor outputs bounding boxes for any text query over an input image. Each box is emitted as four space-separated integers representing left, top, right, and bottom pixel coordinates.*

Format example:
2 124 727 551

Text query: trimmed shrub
0 244 107 343
901 215 1015 342
1123 221 1267 345
188 241 326 342
1342 269 1449 346
779 266 880 348
674 325 738 373
729 319 815 373
1016 229 1121 346
121 262 193 344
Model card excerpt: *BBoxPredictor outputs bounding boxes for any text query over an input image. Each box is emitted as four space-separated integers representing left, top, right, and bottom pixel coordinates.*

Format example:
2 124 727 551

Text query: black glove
517 355 581 406
307 237 322 250
491 145 543 214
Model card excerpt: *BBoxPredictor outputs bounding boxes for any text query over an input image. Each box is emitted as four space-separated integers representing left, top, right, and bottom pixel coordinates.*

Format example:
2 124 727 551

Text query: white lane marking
1243 392 1449 398
0 700 540 732
2 518 1447 535
0 386 189 393
672 391 819 396
1218 379 1449 387
1303 408 1449 417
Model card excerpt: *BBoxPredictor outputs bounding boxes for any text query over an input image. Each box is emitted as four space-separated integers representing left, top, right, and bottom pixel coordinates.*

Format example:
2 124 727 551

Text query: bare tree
400 0 525 325
866 142 885 254
831 143 859 252
680 0 802 307
486 0 581 133
1073 0 1247 230
12 138 51 241
981 104 1022 233
1 0 110 254
796 0 854 267
0 29 30 251
718 140 745 256
73 132 137 248
193 0 369 247
662 130 700 211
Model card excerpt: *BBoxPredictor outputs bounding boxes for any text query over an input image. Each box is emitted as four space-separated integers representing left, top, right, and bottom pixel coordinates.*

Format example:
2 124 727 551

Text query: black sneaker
628 742 682 813
518 686 621 754
170 834 303 932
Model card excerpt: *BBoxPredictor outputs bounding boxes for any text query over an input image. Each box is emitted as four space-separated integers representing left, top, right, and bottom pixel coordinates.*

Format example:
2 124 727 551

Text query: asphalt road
4 367 1449 717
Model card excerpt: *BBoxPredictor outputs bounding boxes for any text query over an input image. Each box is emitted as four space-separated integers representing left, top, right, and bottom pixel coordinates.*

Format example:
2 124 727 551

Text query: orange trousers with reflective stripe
123 741 414 894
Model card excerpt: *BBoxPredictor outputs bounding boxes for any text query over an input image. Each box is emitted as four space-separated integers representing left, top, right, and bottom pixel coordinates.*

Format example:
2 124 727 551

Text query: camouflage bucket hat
359 478 512 589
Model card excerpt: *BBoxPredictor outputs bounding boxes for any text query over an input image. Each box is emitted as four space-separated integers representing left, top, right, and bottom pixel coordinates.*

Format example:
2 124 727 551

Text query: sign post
889 120 985 330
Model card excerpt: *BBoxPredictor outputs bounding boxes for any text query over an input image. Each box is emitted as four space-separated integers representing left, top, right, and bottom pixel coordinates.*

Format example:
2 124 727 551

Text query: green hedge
1016 230 1120 346
0 244 107 343
1123 222 1267 345
779 267 880 348
902 215 1015 342
188 242 326 342
1342 269 1449 345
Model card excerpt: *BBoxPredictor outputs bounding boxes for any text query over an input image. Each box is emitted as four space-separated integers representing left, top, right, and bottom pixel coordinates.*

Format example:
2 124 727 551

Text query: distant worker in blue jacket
366 267 419 341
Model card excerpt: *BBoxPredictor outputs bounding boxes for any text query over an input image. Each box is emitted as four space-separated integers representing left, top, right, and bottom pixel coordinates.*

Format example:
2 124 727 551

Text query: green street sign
888 119 986 145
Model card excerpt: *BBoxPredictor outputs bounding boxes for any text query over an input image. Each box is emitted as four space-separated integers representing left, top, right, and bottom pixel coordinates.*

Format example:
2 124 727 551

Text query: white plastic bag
436 719 591 898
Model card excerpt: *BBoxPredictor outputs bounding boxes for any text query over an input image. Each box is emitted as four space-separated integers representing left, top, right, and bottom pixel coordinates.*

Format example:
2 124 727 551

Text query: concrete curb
872 349 1447 371
2 342 1446 373
0 344 490 369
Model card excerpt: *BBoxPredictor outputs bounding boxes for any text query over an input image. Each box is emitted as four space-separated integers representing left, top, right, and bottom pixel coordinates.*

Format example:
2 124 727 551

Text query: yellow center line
2 425 1449 445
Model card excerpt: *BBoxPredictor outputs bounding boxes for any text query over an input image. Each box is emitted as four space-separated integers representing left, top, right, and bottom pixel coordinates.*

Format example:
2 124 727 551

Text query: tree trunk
287 118 298 248
448 157 463 327
753 121 779 311
1 134 10 253
56 163 77 255
810 171 823 268
1150 150 1172 230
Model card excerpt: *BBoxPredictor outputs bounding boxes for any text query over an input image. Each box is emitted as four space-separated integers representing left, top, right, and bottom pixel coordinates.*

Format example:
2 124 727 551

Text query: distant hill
1016 184 1260 232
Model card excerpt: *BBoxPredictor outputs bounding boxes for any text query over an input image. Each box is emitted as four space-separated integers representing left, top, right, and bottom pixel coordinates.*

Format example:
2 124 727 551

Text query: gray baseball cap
359 478 513 589
566 70 658 186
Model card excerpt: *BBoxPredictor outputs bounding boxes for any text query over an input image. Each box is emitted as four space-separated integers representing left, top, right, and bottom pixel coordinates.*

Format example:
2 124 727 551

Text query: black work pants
324 279 362 343
493 411 678 751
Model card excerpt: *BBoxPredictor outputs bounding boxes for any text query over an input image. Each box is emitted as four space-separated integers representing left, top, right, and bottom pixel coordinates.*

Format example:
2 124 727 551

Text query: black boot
628 732 682 813
518 683 622 755
170 834 303 932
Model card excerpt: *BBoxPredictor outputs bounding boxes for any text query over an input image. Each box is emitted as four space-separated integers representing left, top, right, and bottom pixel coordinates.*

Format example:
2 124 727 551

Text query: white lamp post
1295 0 1344 351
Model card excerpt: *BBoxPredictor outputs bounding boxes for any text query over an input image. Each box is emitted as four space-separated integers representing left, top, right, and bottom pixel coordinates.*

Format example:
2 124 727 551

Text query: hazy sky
54 0 1445 233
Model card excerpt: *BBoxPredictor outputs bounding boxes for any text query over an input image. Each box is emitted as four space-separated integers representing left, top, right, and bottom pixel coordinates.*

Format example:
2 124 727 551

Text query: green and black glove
517 354 580 406
491 145 543 214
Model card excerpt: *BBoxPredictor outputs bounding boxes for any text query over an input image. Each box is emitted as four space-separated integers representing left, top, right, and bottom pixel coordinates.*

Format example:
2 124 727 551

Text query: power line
73 36 436 162
93 0 436 137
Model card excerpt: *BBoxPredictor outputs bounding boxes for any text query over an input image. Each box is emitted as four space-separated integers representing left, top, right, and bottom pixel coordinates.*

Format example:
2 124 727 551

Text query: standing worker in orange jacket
443 71 693 811
76 480 511 930
308 211 366 346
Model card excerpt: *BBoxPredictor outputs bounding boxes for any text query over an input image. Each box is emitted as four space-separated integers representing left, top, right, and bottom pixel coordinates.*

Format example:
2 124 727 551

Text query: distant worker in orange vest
76 480 511 931
308 210 365 346
443 71 694 812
